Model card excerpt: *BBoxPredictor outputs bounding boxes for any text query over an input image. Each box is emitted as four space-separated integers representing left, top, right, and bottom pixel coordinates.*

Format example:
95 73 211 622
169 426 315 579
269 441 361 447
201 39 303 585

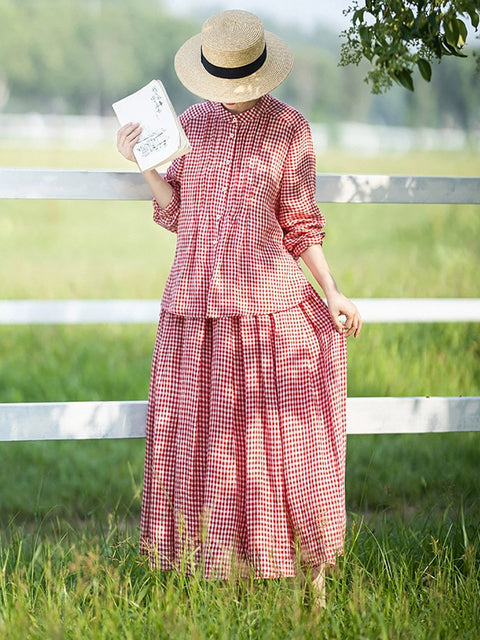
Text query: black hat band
201 45 267 79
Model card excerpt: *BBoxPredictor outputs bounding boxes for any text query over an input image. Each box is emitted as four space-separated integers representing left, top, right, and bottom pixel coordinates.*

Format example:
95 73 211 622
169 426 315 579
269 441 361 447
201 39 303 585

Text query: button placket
211 117 237 258
217 119 236 221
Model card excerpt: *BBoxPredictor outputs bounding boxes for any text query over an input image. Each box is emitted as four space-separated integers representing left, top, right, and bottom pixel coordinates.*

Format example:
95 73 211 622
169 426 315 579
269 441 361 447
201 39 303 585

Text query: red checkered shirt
153 93 325 317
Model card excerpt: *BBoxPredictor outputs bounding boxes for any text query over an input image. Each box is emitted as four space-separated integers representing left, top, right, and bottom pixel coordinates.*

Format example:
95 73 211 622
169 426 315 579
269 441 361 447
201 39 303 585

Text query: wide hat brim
174 31 293 103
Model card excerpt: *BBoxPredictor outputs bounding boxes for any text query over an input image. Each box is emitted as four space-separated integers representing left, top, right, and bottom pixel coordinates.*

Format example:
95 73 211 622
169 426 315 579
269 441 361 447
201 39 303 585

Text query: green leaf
359 25 372 46
400 22 415 41
417 58 432 81
394 69 414 91
353 8 366 24
442 40 468 57
456 18 468 45
468 9 479 29
432 37 443 58
404 8 415 27
428 13 441 32
444 15 459 47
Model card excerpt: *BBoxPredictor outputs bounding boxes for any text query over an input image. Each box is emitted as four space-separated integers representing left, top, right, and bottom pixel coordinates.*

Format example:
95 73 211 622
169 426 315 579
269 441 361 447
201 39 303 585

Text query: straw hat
174 10 293 103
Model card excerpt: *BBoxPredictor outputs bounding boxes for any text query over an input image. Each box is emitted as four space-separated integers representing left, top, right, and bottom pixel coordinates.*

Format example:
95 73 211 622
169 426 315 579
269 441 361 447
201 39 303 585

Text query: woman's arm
116 122 173 208
300 244 362 338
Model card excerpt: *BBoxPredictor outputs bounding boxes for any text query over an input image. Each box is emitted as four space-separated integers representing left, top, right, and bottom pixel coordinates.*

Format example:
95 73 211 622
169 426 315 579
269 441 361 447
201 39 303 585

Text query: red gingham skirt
140 293 347 579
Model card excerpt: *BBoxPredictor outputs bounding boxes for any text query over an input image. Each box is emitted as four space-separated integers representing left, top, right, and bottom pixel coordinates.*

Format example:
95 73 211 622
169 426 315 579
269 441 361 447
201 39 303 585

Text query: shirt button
225 159 231 165
212 238 217 245
221 186 227 193
229 132 235 139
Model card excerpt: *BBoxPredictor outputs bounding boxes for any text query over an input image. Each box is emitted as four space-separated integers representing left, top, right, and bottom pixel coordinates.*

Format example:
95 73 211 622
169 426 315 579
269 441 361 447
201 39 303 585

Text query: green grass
0 325 155 404
1 432 478 530
1 147 479 300
0 324 478 639
0 200 177 299
0 145 479 637
323 202 480 298
0 322 478 404
2 145 479 175
315 148 480 176
0 319 478 527
0 509 478 639
2 199 479 299
347 322 480 397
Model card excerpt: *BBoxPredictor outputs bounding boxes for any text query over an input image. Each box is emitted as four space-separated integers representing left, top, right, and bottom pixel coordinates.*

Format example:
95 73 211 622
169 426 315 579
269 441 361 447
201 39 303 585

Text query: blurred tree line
0 0 478 129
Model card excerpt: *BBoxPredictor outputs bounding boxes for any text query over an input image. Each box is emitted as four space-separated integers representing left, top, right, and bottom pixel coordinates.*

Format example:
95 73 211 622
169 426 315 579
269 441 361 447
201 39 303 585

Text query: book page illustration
112 80 189 170
133 83 178 161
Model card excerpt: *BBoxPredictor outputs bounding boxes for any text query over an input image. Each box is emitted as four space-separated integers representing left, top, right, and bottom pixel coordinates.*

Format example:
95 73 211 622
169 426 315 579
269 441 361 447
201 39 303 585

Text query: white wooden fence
1 168 479 203
1 169 479 439
0 298 479 325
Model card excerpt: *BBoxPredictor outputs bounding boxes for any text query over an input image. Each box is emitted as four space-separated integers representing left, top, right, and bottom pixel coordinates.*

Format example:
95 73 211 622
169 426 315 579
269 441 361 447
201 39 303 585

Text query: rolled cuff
152 188 181 232
285 229 325 257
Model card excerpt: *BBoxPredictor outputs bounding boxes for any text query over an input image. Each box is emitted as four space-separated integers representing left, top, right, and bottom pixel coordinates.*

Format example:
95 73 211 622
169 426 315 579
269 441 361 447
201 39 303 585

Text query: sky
169 0 353 33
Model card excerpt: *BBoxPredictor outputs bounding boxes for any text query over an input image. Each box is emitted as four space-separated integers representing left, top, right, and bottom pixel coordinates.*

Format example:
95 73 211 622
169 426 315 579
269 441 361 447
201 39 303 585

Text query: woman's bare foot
311 564 327 609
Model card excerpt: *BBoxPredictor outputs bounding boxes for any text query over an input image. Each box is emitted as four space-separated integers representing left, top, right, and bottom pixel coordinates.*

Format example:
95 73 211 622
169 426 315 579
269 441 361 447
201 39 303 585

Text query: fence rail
1 169 478 440
1 298 479 324
1 169 479 203
0 397 478 441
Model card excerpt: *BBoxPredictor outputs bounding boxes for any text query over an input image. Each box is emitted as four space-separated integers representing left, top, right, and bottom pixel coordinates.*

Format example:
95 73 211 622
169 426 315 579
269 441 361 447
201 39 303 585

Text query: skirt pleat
140 293 347 578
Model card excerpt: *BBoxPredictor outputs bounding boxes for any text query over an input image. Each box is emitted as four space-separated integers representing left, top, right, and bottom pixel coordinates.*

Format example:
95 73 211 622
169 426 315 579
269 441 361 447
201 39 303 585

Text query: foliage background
340 0 480 94
0 0 479 130
0 2 479 635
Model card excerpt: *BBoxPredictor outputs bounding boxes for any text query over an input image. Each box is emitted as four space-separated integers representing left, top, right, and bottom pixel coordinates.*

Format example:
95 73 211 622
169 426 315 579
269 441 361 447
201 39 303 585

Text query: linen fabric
152 94 326 317
140 94 348 578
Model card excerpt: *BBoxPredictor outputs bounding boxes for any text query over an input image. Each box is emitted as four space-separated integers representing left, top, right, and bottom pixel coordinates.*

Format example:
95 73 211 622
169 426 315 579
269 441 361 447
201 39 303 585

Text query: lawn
0 144 478 638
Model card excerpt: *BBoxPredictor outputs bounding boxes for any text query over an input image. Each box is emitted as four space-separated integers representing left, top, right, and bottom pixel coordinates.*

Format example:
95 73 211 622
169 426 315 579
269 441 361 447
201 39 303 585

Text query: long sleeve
156 96 323 317
277 119 325 257
152 147 185 233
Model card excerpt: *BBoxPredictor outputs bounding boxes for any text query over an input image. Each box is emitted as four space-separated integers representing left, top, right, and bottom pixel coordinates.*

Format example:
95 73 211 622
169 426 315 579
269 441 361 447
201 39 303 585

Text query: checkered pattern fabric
153 94 326 318
140 295 346 578
140 95 348 578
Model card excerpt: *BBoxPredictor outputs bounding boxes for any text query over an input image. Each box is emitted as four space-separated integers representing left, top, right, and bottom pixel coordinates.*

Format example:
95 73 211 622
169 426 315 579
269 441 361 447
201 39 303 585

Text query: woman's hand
326 291 362 338
117 121 174 207
299 244 362 339
116 122 142 163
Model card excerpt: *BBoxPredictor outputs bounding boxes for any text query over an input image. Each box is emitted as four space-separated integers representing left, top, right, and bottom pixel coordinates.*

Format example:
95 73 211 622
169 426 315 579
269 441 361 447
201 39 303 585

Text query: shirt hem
159 285 320 319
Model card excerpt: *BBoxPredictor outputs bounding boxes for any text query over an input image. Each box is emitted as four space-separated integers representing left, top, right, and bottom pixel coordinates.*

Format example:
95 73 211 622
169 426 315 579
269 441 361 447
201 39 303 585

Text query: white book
112 80 191 171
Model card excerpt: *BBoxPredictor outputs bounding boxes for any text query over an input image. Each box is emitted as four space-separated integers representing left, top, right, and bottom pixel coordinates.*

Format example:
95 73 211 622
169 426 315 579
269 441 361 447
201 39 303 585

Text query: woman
117 10 361 604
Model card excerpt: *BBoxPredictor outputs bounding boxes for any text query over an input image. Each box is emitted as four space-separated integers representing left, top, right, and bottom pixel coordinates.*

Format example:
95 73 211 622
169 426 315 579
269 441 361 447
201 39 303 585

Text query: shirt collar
212 94 271 124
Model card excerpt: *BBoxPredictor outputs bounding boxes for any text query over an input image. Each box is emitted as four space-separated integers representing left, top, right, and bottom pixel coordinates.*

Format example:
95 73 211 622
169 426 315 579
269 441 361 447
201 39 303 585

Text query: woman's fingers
332 312 345 335
343 309 362 338
117 122 134 143
126 124 142 142
329 299 362 339
116 123 142 162
118 121 141 135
